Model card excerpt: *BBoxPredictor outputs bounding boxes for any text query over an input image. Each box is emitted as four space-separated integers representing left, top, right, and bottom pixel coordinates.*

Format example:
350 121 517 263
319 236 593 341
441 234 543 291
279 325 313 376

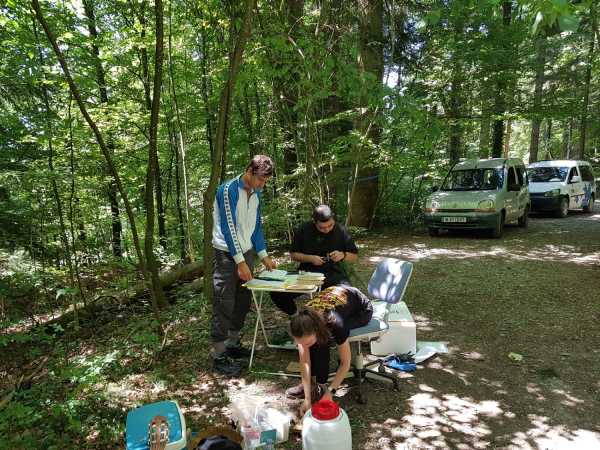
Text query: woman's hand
300 398 311 416
321 390 333 402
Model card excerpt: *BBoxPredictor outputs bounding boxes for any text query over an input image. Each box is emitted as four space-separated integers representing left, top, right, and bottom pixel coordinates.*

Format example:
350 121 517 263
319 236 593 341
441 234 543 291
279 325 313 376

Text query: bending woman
287 285 373 413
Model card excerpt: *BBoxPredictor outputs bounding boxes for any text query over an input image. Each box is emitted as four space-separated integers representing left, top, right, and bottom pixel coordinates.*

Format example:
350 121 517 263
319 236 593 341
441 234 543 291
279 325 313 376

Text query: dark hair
312 205 334 223
246 155 274 177
289 307 330 345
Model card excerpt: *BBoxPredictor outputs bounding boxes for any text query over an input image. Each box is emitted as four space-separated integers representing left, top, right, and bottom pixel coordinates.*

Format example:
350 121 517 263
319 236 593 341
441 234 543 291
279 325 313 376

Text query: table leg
249 290 262 370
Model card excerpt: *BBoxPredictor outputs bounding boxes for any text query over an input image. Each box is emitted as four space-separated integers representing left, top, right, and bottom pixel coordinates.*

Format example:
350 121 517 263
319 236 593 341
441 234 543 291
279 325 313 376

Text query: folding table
244 277 321 372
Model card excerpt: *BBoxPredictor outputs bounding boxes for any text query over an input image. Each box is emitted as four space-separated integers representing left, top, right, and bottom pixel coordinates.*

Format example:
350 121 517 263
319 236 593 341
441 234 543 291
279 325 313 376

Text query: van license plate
442 216 467 223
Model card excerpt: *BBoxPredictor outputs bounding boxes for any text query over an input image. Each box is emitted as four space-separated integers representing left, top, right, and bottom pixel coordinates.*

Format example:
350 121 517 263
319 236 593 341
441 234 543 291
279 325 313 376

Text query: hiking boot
285 383 305 399
212 355 242 377
225 343 251 359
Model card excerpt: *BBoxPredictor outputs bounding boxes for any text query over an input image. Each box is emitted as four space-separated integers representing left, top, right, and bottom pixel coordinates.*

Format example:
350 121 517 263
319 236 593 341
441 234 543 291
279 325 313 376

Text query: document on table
244 278 285 289
256 269 288 281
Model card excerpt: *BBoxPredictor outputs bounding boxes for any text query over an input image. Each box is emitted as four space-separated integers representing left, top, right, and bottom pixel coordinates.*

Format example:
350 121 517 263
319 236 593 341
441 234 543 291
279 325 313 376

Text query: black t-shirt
290 221 358 286
307 286 373 345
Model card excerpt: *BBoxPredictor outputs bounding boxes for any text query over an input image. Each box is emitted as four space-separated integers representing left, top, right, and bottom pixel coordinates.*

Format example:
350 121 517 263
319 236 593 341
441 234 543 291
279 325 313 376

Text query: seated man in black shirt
270 205 359 315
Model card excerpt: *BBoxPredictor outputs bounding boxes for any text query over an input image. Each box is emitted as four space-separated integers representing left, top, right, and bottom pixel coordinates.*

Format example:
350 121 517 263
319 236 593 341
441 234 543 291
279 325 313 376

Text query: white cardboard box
370 301 416 356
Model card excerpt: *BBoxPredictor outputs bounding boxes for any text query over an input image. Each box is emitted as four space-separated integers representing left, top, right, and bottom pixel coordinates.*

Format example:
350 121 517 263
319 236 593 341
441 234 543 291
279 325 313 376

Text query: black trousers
310 308 373 384
270 277 352 315
211 249 255 343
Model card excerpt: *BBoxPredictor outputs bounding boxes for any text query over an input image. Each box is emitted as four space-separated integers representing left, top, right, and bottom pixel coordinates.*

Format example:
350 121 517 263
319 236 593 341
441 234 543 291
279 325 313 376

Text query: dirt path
4 209 599 449
338 207 600 449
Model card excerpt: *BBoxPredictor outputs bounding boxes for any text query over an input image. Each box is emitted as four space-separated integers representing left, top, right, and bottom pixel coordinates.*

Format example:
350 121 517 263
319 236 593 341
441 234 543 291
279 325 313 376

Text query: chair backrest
367 258 413 304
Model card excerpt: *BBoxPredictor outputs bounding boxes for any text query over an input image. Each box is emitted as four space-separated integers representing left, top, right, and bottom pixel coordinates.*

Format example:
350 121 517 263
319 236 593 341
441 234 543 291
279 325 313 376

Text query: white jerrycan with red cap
301 399 351 450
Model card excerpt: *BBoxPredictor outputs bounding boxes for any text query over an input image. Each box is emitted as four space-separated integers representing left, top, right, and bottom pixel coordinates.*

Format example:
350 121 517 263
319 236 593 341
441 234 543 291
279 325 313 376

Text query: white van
527 160 596 217
423 158 530 238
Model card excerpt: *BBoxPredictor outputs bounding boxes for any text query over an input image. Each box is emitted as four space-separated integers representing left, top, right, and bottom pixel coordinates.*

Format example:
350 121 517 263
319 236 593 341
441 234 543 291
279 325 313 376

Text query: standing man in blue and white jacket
211 154 277 376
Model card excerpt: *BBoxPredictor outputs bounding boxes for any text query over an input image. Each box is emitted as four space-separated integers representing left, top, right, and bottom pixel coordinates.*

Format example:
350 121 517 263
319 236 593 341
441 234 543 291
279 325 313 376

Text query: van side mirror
570 175 581 183
431 185 439 193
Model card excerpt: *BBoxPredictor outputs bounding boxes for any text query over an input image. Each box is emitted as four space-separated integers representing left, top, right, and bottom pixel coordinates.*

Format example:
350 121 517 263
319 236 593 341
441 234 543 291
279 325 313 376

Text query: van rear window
527 167 568 182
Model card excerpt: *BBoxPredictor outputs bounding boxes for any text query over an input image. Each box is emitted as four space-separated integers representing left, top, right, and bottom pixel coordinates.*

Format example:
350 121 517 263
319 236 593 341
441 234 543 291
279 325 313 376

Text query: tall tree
528 31 547 163
577 2 597 159
346 0 384 228
491 1 513 157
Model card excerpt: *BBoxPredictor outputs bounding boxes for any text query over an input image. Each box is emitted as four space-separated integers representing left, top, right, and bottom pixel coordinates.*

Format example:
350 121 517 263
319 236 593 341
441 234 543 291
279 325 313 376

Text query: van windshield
441 168 504 191
527 167 568 182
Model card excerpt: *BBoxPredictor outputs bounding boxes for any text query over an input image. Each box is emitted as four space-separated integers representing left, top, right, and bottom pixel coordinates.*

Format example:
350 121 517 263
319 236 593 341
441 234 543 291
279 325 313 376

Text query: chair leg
355 367 366 404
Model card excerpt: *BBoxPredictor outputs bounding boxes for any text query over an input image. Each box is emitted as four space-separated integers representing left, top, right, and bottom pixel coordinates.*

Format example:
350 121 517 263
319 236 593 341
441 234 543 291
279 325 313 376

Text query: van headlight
476 199 495 212
544 189 561 197
423 200 440 213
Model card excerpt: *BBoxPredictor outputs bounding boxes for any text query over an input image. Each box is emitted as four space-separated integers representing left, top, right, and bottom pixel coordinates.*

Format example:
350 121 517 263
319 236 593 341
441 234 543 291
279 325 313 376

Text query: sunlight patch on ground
368 241 600 266
104 374 155 407
367 389 504 449
510 415 600 449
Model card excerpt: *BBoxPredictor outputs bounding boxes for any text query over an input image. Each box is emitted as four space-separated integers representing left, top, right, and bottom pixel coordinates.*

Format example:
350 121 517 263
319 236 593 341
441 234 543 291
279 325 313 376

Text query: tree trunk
503 119 512 158
167 2 194 262
273 0 304 178
202 0 256 302
347 0 383 228
138 0 167 252
479 87 491 158
528 33 546 163
491 1 512 158
448 67 462 164
144 0 168 309
82 0 123 258
577 4 597 160
543 118 553 159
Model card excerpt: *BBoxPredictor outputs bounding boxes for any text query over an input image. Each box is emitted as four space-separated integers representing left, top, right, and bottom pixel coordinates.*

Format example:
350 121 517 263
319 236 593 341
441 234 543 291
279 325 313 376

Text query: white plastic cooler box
370 301 416 356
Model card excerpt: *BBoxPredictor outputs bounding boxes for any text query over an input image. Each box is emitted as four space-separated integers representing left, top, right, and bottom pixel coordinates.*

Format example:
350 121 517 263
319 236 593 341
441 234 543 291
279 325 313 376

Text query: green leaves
523 0 586 34
557 14 580 32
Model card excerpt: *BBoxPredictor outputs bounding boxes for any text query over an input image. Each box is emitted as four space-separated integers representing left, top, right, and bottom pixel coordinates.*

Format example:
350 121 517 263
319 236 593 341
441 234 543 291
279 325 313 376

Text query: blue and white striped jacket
212 175 268 264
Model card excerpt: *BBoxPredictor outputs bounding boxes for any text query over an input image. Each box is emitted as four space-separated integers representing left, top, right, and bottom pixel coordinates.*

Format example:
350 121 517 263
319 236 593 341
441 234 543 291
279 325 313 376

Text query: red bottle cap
311 399 340 421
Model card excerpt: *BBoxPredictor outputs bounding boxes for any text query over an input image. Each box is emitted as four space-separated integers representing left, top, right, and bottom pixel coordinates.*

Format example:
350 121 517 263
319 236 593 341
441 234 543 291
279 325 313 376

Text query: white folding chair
347 258 413 403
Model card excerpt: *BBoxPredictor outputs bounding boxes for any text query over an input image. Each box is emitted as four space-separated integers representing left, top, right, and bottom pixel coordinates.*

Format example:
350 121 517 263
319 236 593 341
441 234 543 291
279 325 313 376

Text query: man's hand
311 255 324 266
262 256 277 271
237 261 253 282
329 250 345 263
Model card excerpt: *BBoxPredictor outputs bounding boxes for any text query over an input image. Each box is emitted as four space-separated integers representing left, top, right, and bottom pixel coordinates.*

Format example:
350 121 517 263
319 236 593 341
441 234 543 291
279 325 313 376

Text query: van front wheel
491 213 504 238
518 206 529 228
556 197 569 218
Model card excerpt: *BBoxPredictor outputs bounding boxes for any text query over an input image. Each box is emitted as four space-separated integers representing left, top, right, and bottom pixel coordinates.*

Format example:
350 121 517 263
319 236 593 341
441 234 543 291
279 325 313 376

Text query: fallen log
42 261 204 328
